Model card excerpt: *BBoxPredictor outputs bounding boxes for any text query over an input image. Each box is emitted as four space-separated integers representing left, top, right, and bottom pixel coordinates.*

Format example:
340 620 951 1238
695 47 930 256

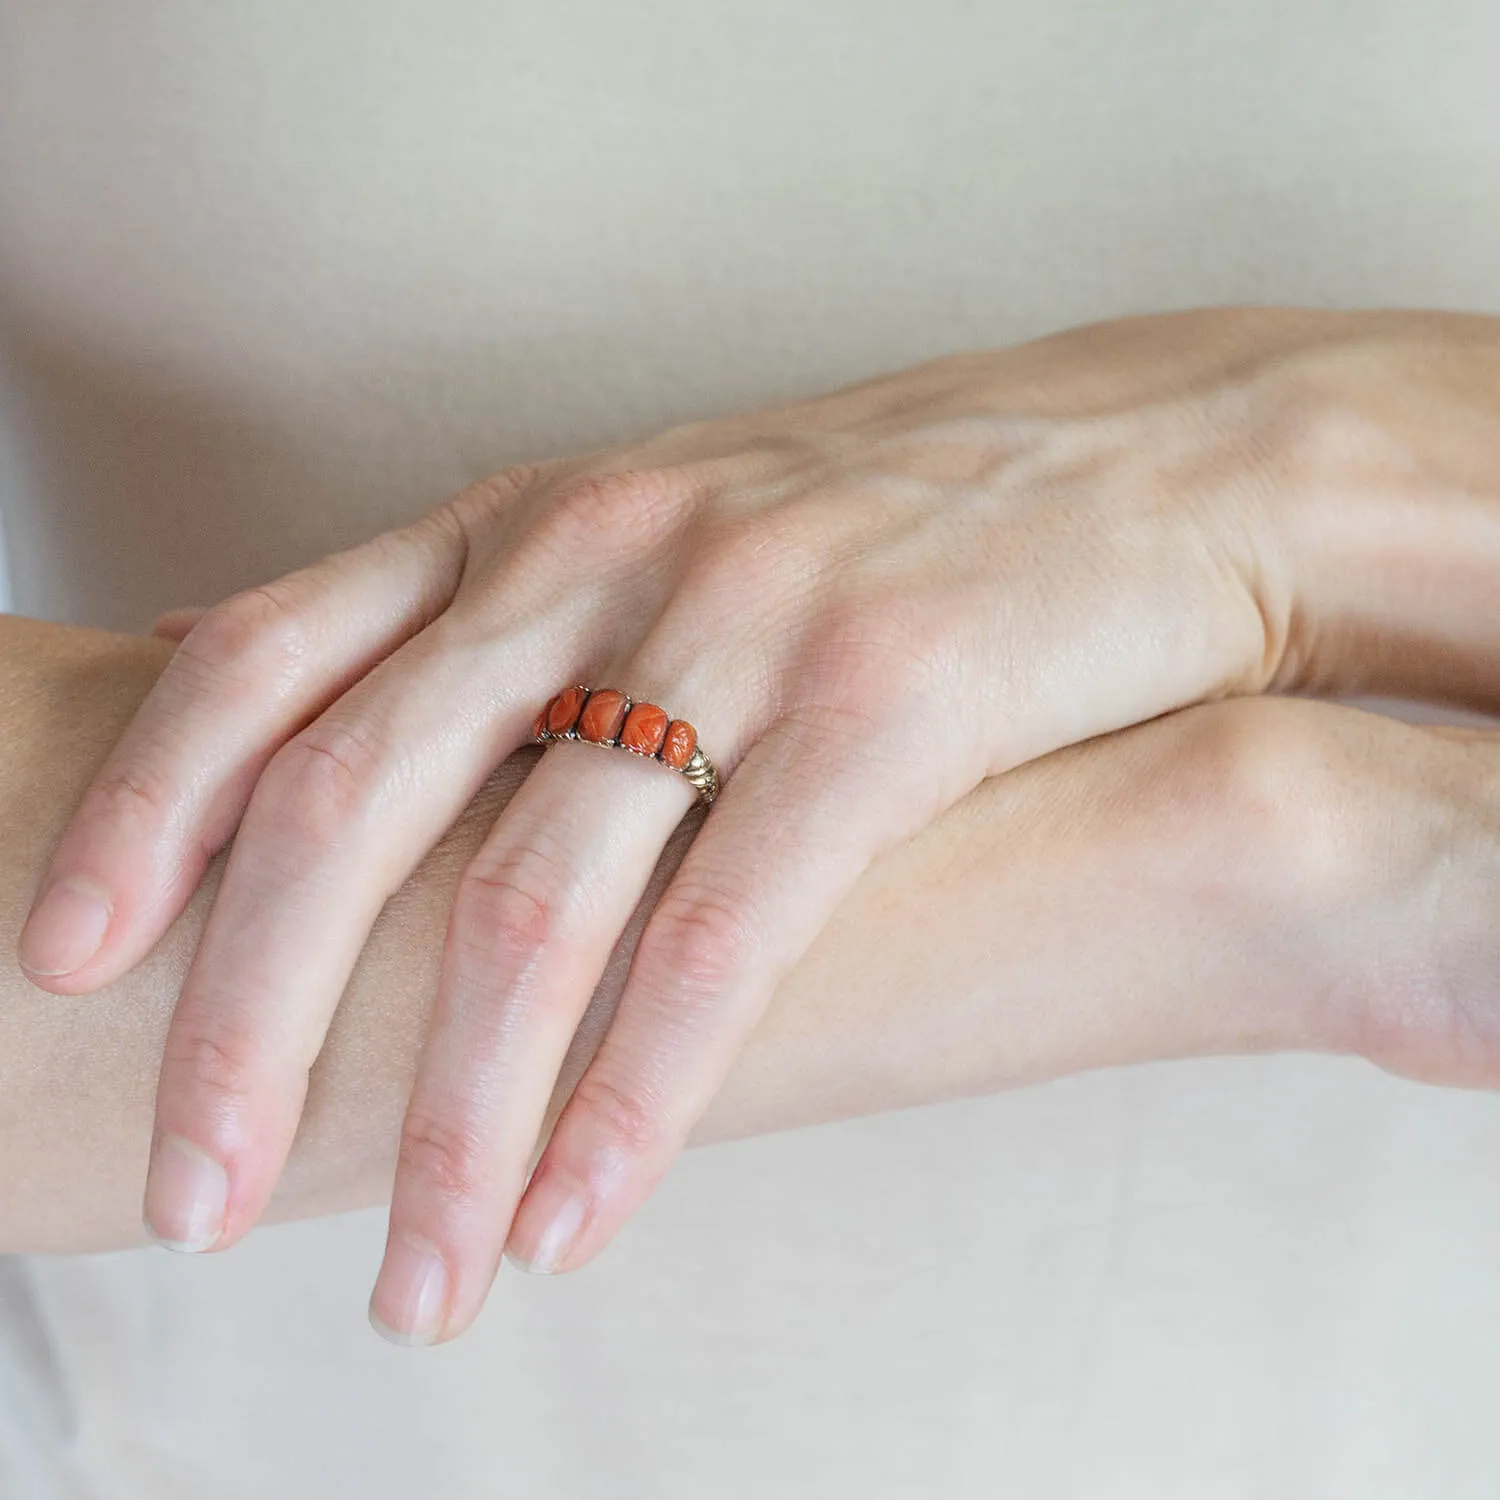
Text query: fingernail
369 1232 449 1346
143 1133 228 1252
18 877 113 978
507 1177 586 1275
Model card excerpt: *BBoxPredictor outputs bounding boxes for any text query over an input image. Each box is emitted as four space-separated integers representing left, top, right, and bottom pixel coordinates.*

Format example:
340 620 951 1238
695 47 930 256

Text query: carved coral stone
578 688 630 743
620 701 669 755
660 719 697 770
545 685 588 735
531 703 550 738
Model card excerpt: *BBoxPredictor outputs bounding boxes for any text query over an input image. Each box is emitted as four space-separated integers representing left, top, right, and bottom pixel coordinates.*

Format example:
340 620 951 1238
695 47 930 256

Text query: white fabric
2 3 1500 1495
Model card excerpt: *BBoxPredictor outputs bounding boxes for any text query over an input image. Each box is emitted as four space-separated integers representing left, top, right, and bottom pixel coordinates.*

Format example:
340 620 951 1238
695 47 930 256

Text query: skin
2 616 1499 1334
14 305 1500 1345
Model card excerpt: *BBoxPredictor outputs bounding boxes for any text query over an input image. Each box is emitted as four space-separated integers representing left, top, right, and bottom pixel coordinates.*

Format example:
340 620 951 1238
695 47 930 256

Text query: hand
6 617 1500 1260
13 307 1466 1343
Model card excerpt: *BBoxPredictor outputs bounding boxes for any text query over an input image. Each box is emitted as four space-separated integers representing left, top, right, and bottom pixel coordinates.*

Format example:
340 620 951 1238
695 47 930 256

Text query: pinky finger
505 717 918 1275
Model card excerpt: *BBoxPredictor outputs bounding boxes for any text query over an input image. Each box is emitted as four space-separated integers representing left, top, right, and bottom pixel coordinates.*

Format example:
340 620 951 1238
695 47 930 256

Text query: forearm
0 615 1471 1255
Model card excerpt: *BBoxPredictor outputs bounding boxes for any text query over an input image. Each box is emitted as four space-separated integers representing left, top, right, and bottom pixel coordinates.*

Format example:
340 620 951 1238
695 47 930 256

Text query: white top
3 3 1500 1495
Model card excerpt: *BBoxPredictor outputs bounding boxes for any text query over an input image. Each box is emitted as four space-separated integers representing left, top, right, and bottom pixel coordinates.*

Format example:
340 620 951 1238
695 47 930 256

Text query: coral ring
530 684 720 806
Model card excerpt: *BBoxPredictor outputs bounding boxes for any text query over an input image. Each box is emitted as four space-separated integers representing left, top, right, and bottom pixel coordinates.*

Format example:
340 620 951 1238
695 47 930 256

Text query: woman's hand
4 617 1498 1266
15 307 1497 1343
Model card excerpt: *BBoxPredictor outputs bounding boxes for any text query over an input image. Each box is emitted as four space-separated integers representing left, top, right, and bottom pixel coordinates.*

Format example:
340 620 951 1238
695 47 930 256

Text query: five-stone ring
531 685 721 806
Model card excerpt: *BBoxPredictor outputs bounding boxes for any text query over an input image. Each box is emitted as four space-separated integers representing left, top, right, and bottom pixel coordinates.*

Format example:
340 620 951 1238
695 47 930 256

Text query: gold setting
532 684 720 806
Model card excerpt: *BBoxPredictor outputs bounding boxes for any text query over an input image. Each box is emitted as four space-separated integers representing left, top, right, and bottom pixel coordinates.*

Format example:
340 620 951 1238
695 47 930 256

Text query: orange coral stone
620 701 669 755
531 703 551 738
546 685 588 735
660 719 697 770
578 688 629 743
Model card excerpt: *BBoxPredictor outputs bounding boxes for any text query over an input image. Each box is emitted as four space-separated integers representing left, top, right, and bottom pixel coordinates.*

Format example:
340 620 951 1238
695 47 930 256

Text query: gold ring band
531 685 720 806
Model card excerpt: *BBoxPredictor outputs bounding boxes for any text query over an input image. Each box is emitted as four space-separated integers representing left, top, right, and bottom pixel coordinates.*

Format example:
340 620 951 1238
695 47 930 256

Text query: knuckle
639 886 757 999
803 587 948 701
163 1020 263 1111
567 1071 664 1157
450 836 575 971
532 468 692 564
257 719 386 843
482 459 562 509
177 582 311 691
444 460 556 535
398 1107 491 1205
86 760 176 835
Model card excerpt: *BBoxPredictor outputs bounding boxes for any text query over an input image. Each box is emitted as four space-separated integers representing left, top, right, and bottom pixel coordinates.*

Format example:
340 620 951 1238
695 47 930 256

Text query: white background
2 3 1499 1496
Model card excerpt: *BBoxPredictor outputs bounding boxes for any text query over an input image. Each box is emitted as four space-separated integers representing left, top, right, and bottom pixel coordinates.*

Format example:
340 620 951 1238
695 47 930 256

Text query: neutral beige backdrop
2 3 1499 1496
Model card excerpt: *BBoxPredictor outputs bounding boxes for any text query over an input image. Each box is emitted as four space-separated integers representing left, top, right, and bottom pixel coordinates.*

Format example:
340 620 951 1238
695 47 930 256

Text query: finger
17 504 471 993
369 697 711 1343
141 590 639 1256
151 606 210 643
136 608 567 1254
505 709 932 1275
138 460 715 1258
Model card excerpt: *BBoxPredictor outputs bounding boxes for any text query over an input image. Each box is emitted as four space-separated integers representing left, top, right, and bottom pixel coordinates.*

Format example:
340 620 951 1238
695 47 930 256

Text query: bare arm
2 613 1495 1255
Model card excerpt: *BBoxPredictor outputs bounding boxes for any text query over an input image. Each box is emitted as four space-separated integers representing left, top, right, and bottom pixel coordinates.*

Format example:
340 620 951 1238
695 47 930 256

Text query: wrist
1338 718 1500 1091
1230 696 1500 1090
1111 697 1361 1064
1249 310 1500 710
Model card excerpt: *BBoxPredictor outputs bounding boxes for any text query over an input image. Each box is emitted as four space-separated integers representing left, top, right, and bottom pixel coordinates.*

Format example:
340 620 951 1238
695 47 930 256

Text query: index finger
16 506 469 993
